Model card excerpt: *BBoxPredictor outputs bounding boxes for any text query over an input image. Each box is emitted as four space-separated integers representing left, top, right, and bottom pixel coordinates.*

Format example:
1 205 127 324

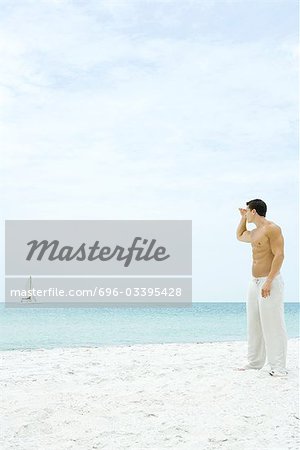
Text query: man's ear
252 209 256 215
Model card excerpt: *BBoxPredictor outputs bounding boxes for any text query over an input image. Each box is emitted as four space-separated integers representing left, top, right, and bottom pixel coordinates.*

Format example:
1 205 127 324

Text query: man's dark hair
246 199 267 217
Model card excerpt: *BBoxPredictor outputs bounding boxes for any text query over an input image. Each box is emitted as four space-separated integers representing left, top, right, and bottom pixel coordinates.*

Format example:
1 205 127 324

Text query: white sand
1 338 299 450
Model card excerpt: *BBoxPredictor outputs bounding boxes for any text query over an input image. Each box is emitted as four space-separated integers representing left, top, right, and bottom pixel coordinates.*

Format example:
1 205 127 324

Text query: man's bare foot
234 364 260 371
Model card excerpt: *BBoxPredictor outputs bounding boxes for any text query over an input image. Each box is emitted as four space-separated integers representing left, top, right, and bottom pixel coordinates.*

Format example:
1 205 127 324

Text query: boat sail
21 276 37 303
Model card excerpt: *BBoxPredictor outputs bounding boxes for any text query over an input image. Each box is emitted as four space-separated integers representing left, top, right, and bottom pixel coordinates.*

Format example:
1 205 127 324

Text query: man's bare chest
250 230 270 251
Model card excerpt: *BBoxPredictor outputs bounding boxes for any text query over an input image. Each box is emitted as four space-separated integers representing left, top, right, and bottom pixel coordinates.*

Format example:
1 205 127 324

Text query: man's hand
261 280 272 298
239 208 247 217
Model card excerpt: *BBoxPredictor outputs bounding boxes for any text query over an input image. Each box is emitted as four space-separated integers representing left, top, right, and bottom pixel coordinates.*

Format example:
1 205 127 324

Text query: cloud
0 0 298 300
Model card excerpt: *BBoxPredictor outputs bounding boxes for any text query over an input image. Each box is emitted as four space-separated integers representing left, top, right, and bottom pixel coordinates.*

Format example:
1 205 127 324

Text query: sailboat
21 276 37 303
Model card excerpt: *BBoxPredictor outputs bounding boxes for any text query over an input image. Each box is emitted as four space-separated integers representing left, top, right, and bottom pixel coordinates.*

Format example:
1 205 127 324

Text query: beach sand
1 338 299 450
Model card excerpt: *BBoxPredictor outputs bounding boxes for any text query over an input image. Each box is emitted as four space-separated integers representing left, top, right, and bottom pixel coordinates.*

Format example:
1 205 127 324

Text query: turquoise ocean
0 303 298 351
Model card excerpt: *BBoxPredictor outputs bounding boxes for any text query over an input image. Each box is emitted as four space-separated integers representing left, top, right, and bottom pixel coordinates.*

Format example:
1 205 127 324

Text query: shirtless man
236 199 288 377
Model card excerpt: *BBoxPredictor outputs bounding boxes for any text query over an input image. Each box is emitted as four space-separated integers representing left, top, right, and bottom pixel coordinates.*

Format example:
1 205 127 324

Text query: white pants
246 273 288 373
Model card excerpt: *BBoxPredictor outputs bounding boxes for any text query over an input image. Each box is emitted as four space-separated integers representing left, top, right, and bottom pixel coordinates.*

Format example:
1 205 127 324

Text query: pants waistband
252 272 282 281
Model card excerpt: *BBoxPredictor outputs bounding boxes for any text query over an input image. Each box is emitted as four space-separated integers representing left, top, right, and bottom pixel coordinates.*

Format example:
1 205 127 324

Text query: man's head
245 199 267 223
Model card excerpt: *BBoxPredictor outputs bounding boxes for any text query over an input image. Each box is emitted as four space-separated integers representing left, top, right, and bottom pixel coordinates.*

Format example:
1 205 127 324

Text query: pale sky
0 0 298 301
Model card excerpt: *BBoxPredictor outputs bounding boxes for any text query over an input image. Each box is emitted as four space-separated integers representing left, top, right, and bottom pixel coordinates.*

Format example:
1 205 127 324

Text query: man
236 199 288 377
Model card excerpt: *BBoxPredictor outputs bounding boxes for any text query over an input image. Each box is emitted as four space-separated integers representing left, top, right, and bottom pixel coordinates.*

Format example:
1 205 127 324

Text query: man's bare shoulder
265 221 282 237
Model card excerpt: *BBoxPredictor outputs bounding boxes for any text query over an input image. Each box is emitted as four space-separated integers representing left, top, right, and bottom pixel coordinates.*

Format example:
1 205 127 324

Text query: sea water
0 303 298 351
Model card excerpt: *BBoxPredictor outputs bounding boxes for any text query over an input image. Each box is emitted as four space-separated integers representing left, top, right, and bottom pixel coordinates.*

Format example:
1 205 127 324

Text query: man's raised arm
236 208 251 243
